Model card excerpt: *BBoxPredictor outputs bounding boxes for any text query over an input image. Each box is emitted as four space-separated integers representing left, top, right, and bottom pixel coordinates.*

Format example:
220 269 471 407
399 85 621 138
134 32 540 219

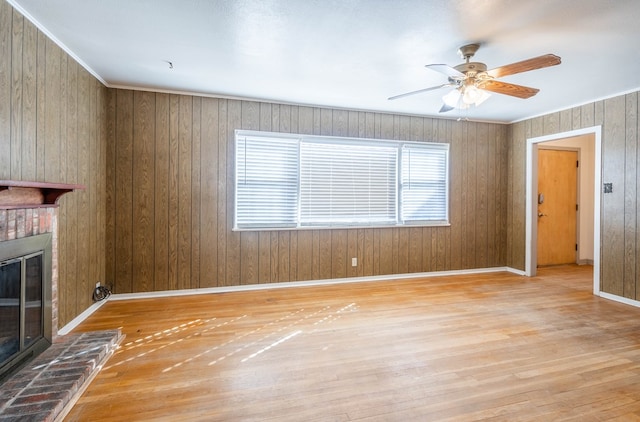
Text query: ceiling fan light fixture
443 85 491 110
462 84 481 104
461 84 491 106
442 89 461 107
472 88 491 106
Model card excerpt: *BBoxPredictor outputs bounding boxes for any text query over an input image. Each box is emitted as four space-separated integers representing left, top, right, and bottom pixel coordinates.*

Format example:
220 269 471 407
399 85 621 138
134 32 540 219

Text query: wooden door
537 149 578 266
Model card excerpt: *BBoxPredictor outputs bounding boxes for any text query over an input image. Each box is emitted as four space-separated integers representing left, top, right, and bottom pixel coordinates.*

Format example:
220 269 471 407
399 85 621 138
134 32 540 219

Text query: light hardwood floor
65 265 640 421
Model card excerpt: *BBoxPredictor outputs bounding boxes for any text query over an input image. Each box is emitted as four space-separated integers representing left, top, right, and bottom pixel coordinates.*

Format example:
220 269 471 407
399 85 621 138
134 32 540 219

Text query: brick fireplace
0 181 124 420
0 181 76 382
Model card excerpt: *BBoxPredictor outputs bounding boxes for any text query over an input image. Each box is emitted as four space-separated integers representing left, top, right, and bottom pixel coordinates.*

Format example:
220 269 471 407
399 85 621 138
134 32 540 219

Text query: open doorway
525 126 602 295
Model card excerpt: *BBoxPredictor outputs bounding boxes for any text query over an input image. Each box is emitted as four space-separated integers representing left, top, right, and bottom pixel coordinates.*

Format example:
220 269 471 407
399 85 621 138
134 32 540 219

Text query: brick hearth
0 330 122 421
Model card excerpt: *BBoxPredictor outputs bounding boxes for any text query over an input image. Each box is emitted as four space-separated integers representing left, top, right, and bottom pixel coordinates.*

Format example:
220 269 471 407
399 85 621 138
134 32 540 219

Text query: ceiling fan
389 44 561 112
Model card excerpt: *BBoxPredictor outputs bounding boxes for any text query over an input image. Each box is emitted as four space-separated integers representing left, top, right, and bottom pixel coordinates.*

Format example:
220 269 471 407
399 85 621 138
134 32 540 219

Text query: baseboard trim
59 266 526 333
58 299 109 336
598 292 640 309
577 259 594 266
506 267 527 276
109 266 525 301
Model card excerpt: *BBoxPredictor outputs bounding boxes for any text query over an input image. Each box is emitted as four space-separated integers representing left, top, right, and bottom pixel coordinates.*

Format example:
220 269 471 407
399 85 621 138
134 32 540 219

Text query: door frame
525 126 602 296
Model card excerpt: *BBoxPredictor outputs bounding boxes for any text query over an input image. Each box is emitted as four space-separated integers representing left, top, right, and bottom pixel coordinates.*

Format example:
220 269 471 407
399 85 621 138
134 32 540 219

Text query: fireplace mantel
0 180 85 209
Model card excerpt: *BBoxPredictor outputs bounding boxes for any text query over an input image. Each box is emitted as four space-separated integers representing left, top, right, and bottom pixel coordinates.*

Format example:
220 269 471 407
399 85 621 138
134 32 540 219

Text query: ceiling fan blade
425 64 465 78
439 103 455 113
480 80 539 99
388 84 451 101
486 54 561 78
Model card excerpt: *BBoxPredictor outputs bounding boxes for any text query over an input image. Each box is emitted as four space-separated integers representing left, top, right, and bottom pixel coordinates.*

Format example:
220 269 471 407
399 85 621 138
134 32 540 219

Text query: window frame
234 130 450 231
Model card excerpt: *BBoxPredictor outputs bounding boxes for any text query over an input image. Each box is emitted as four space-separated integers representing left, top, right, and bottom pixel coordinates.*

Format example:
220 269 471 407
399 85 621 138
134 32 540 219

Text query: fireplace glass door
0 252 44 365
0 232 50 383
0 259 21 364
24 253 44 349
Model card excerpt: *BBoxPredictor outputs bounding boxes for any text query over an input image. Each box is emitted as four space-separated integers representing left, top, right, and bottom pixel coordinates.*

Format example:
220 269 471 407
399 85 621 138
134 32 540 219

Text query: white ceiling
9 0 640 123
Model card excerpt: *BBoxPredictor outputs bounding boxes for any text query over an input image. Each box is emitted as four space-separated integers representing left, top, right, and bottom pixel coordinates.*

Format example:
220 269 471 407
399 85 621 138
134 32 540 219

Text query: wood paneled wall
0 1 109 327
507 94 640 300
8 0 640 322
106 91 509 293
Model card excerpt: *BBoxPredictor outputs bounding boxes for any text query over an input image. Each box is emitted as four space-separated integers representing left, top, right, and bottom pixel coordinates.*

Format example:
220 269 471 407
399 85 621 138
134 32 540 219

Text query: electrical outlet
351 257 357 267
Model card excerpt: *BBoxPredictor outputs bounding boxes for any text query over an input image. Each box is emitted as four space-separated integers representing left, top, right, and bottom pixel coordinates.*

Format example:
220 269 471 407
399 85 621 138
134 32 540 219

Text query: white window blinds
235 135 299 229
299 140 397 226
234 130 449 230
400 144 449 223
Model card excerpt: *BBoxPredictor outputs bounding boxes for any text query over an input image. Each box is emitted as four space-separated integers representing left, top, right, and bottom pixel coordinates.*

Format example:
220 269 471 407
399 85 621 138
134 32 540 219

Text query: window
235 130 449 230
235 135 299 229
299 140 398 226
400 145 448 222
